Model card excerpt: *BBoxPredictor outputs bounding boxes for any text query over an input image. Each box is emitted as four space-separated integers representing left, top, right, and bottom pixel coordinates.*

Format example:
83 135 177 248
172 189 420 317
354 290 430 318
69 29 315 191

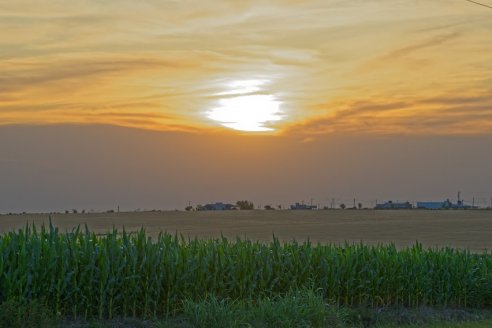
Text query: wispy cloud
382 33 461 61
0 0 491 135
287 91 492 136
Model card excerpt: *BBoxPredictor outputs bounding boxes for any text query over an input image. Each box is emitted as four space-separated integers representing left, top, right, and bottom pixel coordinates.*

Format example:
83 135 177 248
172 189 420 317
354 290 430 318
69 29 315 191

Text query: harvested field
1 209 491 252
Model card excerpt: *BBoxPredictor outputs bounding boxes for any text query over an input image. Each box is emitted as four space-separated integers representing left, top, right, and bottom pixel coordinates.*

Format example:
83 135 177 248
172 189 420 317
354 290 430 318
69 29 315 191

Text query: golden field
1 209 491 252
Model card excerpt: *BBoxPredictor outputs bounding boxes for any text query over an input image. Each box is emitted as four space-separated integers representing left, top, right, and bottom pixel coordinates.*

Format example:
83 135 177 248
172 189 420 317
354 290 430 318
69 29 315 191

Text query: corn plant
0 222 490 319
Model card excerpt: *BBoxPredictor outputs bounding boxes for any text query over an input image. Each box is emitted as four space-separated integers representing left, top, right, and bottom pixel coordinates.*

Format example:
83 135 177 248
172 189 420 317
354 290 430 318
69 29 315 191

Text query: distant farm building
416 201 450 210
417 197 473 210
375 201 413 209
290 202 317 210
197 202 237 211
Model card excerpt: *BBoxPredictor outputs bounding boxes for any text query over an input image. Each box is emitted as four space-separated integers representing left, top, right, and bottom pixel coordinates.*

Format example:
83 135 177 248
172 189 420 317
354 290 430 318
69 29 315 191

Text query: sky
0 0 491 212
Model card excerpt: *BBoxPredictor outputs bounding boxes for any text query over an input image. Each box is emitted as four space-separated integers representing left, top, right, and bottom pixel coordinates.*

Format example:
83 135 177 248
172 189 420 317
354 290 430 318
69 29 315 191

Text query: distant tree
278 205 282 210
65 210 70 214
264 205 274 210
72 209 78 214
185 205 193 211
236 200 254 210
340 203 346 210
358 203 362 209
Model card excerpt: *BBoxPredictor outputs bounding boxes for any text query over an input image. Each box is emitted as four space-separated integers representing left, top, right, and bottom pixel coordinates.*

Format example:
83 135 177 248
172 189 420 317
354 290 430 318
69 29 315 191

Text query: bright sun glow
216 79 267 96
207 80 284 132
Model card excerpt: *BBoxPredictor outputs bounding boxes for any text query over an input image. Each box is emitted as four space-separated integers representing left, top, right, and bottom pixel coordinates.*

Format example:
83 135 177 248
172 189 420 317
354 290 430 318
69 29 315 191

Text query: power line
464 0 492 9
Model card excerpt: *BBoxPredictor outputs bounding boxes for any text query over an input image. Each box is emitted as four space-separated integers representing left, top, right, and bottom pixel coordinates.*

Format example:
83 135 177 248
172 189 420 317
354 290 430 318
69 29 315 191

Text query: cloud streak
0 0 491 135
287 92 492 136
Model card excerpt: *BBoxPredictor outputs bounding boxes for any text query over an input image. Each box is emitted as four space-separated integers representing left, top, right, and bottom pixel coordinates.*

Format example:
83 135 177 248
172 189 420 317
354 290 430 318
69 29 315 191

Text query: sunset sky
1 0 491 212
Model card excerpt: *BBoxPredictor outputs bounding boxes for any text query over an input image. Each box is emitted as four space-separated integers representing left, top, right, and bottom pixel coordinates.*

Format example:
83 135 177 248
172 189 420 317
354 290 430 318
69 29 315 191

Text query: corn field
0 223 491 319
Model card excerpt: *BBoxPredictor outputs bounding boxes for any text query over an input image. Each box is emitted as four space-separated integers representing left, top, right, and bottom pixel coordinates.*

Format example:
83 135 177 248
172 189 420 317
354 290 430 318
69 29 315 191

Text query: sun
207 80 284 132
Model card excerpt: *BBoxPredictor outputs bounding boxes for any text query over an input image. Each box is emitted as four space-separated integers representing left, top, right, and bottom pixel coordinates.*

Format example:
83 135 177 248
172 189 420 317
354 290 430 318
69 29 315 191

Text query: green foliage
182 289 330 328
182 297 243 328
0 298 57 328
409 321 492 328
247 289 327 328
236 200 254 210
0 222 491 320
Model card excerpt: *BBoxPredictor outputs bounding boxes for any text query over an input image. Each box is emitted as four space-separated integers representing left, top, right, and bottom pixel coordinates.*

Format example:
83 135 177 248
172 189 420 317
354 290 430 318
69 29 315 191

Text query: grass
0 298 58 328
393 321 492 328
181 290 329 328
1 290 491 327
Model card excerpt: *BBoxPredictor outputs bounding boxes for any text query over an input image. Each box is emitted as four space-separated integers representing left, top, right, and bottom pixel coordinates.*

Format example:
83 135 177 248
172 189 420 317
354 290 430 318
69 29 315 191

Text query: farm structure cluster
196 193 478 211
378 192 475 210
376 199 474 210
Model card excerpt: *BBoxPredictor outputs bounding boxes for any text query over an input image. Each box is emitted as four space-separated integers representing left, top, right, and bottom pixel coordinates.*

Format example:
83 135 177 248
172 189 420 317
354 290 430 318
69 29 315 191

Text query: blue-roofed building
417 199 460 209
416 201 447 210
375 201 413 209
197 202 236 211
418 192 476 209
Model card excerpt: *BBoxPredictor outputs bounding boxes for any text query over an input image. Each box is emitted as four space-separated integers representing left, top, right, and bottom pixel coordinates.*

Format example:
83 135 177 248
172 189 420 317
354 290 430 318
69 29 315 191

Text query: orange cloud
286 91 492 136
0 0 491 135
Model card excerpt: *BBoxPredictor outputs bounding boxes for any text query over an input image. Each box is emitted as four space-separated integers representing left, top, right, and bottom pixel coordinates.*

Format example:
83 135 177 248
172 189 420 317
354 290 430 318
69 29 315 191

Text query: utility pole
353 198 356 209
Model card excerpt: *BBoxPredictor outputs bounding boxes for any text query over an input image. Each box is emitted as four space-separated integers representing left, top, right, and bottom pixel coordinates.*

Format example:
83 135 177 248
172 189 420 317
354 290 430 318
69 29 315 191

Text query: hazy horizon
1 124 491 213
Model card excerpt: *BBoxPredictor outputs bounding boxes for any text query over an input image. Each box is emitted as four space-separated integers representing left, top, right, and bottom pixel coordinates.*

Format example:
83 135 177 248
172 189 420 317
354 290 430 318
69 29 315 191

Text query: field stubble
1 209 491 252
